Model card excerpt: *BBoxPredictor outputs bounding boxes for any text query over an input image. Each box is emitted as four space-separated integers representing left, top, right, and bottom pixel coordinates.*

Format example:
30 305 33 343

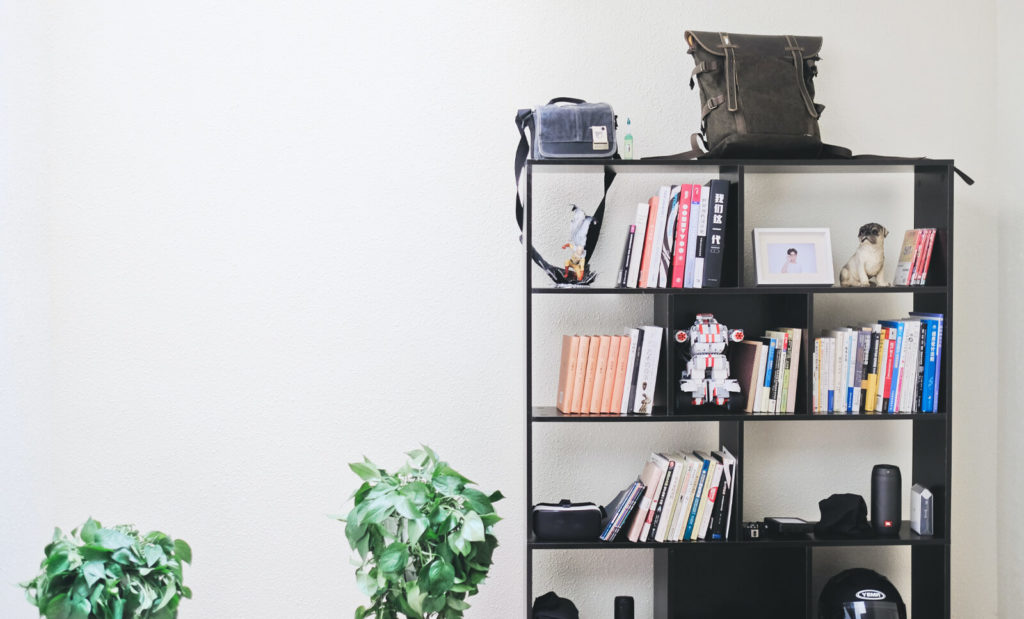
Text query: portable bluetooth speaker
871 464 902 536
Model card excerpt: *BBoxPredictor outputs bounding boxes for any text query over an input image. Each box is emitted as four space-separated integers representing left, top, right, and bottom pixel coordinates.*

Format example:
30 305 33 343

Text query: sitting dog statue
840 223 890 287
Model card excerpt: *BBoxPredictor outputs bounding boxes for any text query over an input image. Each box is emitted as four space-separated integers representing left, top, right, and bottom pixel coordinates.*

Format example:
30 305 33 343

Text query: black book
701 179 730 288
617 225 637 288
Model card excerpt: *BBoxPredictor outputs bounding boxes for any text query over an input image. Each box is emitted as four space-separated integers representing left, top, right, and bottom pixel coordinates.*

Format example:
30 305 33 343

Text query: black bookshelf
523 159 954 618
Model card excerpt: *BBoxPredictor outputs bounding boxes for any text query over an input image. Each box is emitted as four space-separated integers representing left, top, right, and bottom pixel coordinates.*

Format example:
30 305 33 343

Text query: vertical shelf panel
658 545 807 618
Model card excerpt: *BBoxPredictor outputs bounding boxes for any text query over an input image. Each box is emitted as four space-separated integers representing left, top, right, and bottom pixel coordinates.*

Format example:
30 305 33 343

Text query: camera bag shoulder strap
515 98 617 282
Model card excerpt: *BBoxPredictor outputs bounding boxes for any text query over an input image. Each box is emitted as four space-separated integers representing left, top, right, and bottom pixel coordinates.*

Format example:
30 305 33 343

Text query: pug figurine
840 223 890 287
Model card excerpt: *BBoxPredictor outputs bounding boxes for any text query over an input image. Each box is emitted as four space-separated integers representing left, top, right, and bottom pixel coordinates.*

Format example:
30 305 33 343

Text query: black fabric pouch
532 500 605 541
533 591 580 619
814 493 874 538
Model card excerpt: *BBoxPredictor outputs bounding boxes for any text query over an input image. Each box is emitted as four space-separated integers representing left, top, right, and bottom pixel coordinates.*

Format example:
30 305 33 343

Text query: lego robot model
675 314 745 406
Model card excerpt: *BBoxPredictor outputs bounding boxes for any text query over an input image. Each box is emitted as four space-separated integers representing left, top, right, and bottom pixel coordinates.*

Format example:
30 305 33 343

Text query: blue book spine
920 320 938 413
879 321 904 413
683 460 710 539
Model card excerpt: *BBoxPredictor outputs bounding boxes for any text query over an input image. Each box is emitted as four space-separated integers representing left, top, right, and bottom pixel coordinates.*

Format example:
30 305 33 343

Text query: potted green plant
340 445 503 619
22 517 192 619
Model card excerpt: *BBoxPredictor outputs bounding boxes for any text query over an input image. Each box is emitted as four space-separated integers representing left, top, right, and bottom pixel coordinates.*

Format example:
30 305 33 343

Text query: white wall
997 0 1024 616
0 1 1007 617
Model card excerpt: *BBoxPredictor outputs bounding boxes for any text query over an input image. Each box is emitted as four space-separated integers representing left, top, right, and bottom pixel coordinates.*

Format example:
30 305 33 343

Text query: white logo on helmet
856 589 887 600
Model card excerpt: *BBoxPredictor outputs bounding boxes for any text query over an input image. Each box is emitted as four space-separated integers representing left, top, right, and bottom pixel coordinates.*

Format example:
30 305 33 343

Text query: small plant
340 446 503 619
22 518 192 619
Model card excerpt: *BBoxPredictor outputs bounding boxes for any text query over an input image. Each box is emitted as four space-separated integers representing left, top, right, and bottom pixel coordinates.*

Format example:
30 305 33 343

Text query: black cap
818 568 906 619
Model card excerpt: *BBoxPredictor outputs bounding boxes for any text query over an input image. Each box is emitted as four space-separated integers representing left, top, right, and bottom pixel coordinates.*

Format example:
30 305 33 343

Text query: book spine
920 320 938 412
600 335 621 413
646 460 676 542
683 185 702 288
692 191 711 288
610 335 632 414
654 456 684 542
812 339 820 413
632 326 663 414
638 456 668 541
621 328 642 414
914 322 928 412
556 335 580 413
683 460 709 540
670 185 693 288
917 228 937 286
589 335 612 413
701 179 729 288
647 187 671 288
658 186 680 288
617 225 636 288
899 321 921 413
864 327 880 413
637 197 659 289
569 336 591 414
627 204 649 288
888 322 906 412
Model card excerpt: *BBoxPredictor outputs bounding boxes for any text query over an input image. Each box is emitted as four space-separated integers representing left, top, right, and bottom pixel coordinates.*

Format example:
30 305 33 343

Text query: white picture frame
753 228 835 286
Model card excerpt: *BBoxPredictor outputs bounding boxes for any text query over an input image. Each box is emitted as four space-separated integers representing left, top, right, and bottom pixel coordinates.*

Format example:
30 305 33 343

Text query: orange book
588 336 612 413
569 336 591 413
556 335 581 413
599 335 622 413
578 337 602 413
636 196 660 289
609 335 633 414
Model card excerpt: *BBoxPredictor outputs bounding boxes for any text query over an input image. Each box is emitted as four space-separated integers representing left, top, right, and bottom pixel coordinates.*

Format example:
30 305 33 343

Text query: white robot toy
675 313 745 406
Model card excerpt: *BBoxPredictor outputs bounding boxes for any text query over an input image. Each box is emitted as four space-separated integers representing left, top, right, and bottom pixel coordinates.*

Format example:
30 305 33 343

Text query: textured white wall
0 1 1007 618
996 0 1024 616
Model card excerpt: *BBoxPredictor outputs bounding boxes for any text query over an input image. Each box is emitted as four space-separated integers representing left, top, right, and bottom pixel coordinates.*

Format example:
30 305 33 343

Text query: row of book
556 327 664 415
811 312 943 414
601 447 738 543
616 180 731 289
730 328 804 414
894 228 938 286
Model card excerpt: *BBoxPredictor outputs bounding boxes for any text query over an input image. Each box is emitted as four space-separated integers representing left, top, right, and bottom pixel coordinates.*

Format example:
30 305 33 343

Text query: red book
915 229 936 285
671 184 693 288
637 196 659 289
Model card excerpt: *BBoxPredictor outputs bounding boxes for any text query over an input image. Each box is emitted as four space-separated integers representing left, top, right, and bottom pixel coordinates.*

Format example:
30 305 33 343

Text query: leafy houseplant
341 446 503 619
22 518 192 619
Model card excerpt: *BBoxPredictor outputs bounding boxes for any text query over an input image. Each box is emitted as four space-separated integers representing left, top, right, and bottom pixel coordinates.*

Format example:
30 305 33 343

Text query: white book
645 187 672 288
823 337 835 413
845 330 859 414
632 325 664 414
657 185 681 288
683 185 703 288
718 446 738 537
627 204 650 288
654 452 687 542
898 320 922 413
668 456 702 541
828 330 848 413
812 339 820 413
638 452 671 542
754 340 770 414
691 190 711 288
697 457 722 539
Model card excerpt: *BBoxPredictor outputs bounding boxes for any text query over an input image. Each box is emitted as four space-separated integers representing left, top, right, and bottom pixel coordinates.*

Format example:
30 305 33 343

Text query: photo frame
753 228 835 286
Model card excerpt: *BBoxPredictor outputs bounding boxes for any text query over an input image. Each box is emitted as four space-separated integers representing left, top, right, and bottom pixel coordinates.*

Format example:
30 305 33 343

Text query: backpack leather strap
785 35 820 119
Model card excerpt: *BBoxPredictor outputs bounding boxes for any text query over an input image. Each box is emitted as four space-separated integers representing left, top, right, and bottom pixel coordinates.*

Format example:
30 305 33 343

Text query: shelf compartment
531 285 948 295
531 406 947 422
530 523 943 549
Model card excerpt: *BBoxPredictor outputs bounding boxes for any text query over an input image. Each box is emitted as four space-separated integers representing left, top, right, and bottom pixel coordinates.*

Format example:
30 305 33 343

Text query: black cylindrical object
614 596 634 619
871 464 902 535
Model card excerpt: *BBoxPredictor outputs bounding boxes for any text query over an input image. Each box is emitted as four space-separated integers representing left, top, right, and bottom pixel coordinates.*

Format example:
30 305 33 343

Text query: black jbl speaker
614 596 634 619
871 464 902 536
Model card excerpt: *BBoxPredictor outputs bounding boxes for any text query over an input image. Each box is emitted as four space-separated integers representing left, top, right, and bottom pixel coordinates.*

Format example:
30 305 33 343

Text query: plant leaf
173 539 192 564
79 519 100 544
93 529 133 551
81 561 106 588
349 460 381 482
460 512 485 543
377 542 409 575
407 517 428 546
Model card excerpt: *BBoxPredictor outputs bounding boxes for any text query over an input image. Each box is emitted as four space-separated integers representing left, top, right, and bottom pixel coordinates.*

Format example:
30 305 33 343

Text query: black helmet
818 568 907 619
